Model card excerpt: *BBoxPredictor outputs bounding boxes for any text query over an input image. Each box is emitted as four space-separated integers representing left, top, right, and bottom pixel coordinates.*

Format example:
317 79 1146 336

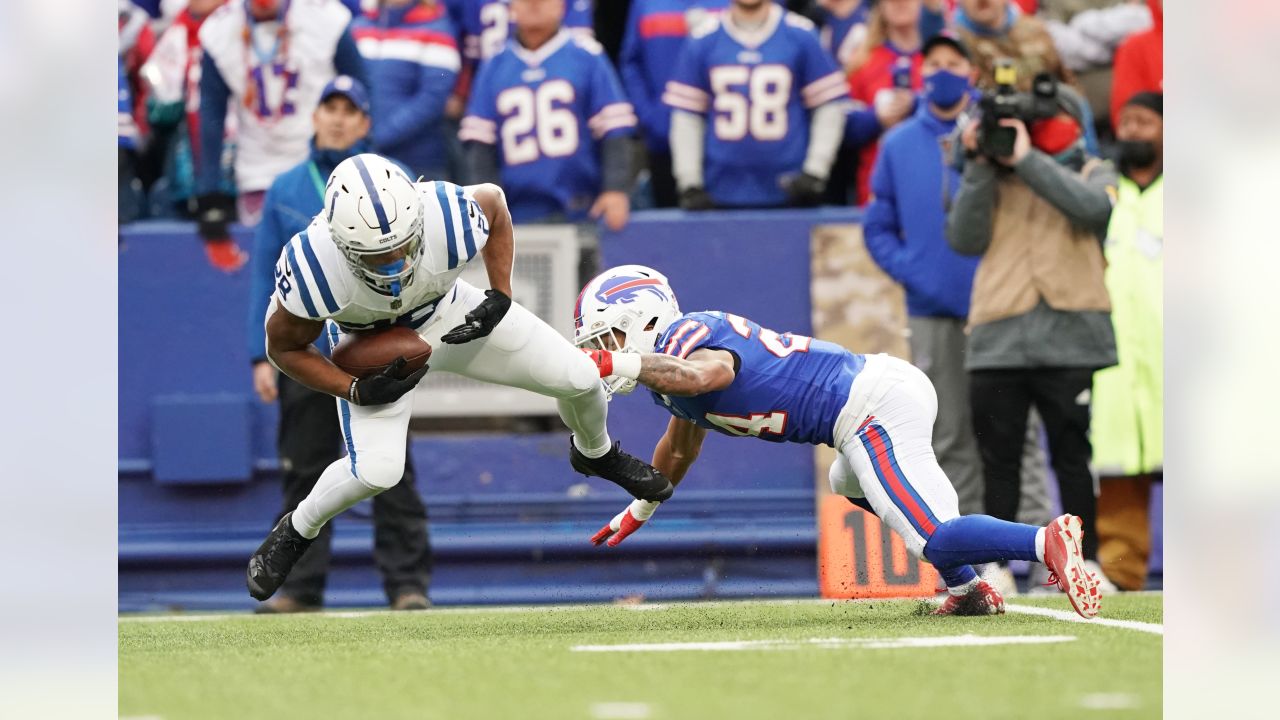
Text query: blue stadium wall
118 209 1162 611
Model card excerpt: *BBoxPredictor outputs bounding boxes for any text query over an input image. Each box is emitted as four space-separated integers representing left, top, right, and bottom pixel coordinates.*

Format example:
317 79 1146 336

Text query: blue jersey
650 311 865 447
663 5 847 207
818 3 870 68
446 0 595 64
459 31 636 222
352 2 460 177
620 0 730 152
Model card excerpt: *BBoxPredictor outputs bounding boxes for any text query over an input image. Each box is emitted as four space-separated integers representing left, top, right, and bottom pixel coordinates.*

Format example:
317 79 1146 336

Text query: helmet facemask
337 205 424 297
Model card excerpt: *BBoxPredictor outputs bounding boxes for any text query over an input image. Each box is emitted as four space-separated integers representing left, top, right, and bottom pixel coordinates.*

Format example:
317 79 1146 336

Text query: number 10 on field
817 494 940 599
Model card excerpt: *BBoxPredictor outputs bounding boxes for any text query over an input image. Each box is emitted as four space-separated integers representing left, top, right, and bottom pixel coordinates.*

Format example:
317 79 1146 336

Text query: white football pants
827 354 962 558
293 279 609 537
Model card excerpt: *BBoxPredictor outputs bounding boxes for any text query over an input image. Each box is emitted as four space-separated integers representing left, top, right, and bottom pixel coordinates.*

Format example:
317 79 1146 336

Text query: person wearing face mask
863 35 985 522
1091 91 1162 592
946 79 1120 593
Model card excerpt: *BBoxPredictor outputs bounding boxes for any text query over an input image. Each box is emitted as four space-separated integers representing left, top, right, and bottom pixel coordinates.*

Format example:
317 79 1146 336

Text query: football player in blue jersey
574 265 1104 619
663 0 849 209
458 0 635 229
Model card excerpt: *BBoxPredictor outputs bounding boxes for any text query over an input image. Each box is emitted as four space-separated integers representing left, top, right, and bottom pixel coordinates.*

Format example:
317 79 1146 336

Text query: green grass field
120 593 1162 720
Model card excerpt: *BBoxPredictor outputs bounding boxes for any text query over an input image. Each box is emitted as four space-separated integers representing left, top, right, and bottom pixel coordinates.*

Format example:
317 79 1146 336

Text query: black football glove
195 192 236 242
441 289 512 344
678 186 714 211
347 357 429 406
781 172 825 207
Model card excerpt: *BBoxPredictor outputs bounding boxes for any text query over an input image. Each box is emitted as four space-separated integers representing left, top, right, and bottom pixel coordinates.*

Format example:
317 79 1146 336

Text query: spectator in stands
1092 92 1162 591
1041 0 1151 74
620 0 730 208
946 82 1118 589
459 0 635 230
196 0 368 271
863 34 983 517
1039 0 1152 137
352 0 461 181
1109 0 1161 128
845 0 924 205
246 76 433 613
664 0 848 209
140 0 230 220
120 56 145 225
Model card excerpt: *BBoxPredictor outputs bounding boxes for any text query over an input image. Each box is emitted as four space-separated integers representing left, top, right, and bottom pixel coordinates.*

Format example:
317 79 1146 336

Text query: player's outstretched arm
591 417 707 547
584 347 736 397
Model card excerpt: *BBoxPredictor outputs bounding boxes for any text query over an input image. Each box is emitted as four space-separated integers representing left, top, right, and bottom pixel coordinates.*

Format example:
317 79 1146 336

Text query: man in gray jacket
946 83 1118 589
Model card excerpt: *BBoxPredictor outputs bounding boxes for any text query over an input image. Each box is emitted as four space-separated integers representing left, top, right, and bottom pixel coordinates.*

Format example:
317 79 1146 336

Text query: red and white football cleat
1042 514 1102 619
932 579 1006 616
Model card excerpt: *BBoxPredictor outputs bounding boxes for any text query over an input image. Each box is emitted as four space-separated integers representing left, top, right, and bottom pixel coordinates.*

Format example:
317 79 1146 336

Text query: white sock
292 460 382 539
1035 527 1047 563
949 576 981 596
560 387 612 459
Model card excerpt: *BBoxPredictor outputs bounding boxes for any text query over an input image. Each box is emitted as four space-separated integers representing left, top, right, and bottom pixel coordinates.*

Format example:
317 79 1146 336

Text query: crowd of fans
119 0 1164 595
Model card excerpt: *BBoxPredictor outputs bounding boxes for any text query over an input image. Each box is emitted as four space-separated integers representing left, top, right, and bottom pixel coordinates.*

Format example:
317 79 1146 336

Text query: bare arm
636 347 736 397
470 183 514 296
652 416 708 486
264 299 354 399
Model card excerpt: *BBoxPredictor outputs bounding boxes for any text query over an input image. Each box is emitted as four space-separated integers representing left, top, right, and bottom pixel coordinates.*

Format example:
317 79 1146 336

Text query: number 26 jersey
650 311 865 447
459 31 636 222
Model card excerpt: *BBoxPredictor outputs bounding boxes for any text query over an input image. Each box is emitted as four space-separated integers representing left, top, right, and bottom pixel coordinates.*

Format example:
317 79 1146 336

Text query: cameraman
946 82 1117 585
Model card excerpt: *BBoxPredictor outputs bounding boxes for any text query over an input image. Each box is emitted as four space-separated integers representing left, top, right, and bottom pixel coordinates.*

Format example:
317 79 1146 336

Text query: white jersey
199 0 351 192
271 181 491 332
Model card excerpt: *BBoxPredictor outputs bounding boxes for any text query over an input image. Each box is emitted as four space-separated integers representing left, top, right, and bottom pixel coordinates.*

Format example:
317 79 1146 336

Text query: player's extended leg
425 281 672 502
247 325 419 602
835 359 1100 618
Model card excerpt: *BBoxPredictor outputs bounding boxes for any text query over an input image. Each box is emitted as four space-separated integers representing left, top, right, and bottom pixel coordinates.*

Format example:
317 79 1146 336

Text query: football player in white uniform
246 153 673 601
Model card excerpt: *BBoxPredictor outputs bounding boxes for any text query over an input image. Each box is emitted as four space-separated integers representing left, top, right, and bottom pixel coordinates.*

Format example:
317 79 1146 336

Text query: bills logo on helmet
575 275 669 329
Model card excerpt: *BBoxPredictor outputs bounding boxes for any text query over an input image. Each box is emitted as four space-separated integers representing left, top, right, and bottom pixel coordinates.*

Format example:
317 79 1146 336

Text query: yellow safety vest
1091 174 1163 476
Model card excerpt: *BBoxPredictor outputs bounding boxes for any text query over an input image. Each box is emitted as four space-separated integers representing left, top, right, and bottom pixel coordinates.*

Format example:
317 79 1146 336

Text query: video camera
977 59 1059 159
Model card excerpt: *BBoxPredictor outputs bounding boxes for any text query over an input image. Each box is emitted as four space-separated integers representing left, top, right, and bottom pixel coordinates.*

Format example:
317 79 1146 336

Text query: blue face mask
923 69 972 110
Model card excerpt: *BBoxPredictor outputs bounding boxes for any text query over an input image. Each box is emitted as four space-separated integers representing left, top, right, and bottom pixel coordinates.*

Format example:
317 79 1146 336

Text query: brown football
331 326 432 379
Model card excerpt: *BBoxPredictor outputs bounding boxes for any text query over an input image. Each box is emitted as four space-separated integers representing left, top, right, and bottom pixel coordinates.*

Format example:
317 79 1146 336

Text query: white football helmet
326 153 424 297
574 265 681 396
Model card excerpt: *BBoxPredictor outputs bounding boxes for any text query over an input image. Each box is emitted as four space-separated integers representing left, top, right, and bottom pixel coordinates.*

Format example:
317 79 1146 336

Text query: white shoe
980 563 1018 598
1082 560 1119 594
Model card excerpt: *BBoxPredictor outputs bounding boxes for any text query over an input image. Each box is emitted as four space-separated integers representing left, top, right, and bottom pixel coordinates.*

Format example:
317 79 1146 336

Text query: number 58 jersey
662 4 846 207
650 311 866 447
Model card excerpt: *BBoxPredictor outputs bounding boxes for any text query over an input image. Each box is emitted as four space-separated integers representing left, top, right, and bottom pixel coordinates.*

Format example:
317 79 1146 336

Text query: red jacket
848 43 922 206
1110 0 1162 127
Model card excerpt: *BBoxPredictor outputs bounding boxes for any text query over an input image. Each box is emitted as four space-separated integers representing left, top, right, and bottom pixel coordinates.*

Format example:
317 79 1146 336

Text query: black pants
969 368 1100 560
276 374 432 605
647 149 679 208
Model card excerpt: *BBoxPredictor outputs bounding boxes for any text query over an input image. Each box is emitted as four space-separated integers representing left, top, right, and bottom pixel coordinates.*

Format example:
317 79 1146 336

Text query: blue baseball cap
319 75 371 115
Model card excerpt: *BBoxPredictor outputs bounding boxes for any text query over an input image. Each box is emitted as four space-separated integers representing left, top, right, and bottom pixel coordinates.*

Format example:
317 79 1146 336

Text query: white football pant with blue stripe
827 354 963 558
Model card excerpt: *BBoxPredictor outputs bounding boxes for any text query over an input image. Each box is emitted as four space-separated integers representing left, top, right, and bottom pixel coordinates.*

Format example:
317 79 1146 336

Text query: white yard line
1005 603 1163 635
589 702 653 719
571 634 1077 653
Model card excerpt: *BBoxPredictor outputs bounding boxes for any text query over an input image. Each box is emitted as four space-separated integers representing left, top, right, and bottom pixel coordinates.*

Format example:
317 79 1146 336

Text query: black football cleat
246 511 314 601
569 437 674 502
